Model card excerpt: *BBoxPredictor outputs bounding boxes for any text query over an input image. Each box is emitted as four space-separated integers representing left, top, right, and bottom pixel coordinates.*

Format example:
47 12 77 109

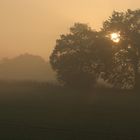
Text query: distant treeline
0 54 56 82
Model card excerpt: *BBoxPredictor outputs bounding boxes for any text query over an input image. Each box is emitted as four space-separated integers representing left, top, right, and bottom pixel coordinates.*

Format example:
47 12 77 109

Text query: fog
0 0 140 60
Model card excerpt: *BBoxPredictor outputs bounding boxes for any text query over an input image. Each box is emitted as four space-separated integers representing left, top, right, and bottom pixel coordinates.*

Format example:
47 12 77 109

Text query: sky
0 0 140 61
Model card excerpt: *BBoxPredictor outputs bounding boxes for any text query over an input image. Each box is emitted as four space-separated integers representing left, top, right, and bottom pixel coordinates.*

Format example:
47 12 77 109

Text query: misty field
0 82 140 140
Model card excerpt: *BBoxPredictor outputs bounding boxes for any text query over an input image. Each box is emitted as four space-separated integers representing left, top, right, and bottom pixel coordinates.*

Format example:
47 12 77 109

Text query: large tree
50 23 112 88
102 9 140 89
50 9 140 89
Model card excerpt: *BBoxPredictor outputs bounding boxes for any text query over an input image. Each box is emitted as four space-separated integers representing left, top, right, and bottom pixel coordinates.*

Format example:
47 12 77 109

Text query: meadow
0 81 140 140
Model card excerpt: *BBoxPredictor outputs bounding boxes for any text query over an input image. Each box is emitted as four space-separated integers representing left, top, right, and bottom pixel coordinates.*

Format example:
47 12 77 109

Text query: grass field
0 82 140 140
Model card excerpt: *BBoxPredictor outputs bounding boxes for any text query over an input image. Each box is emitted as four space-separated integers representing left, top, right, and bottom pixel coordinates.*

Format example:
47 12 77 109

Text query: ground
0 82 140 140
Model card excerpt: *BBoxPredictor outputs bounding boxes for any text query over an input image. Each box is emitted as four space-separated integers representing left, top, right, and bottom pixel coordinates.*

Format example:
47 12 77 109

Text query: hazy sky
0 0 140 60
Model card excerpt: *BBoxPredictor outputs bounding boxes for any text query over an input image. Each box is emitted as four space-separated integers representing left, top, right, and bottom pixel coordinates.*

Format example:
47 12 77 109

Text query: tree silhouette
50 23 112 88
50 9 140 89
102 9 140 89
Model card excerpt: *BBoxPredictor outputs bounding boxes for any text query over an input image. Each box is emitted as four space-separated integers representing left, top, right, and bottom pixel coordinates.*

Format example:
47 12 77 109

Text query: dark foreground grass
0 82 140 140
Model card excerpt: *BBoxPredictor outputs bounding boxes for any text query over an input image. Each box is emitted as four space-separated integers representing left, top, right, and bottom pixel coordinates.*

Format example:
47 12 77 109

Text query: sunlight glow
110 33 120 43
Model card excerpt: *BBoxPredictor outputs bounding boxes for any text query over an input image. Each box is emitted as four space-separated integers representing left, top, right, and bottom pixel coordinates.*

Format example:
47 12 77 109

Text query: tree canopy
50 9 140 89
102 9 140 89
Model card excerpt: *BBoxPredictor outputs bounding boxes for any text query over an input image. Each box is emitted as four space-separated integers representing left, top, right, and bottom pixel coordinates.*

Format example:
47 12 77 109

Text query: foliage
50 23 112 88
102 9 140 89
50 9 140 89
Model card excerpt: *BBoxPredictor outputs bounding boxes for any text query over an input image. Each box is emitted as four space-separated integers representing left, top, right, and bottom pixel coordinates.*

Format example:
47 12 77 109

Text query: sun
110 32 120 43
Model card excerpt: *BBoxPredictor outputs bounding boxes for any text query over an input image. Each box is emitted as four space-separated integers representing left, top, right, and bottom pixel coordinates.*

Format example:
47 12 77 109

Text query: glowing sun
110 33 120 43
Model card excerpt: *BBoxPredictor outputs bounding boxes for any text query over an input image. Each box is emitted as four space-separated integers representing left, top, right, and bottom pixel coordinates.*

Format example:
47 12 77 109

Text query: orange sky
0 0 140 60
